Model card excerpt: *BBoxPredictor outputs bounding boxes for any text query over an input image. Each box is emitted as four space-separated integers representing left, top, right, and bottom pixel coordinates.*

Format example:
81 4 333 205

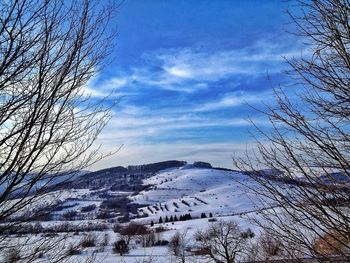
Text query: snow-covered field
132 167 262 222
1 165 273 262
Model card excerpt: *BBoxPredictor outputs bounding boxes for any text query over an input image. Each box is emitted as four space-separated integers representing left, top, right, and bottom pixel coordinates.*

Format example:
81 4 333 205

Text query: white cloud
82 75 131 98
156 42 298 82
194 90 269 112
102 77 129 89
82 86 111 98
86 41 299 96
97 110 268 143
164 66 193 78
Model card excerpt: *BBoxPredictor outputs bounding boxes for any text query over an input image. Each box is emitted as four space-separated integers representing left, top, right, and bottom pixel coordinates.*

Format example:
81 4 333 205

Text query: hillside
132 166 260 222
0 161 286 263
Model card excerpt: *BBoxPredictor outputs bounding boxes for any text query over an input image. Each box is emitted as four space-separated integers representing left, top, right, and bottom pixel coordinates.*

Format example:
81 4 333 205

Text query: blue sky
88 0 302 170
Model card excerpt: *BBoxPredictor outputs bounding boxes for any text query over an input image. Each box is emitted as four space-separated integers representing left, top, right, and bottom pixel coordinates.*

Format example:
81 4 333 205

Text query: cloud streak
194 90 270 112
89 41 300 96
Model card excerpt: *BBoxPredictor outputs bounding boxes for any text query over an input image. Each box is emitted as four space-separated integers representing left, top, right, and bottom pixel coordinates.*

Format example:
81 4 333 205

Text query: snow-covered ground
132 167 262 223
1 165 273 262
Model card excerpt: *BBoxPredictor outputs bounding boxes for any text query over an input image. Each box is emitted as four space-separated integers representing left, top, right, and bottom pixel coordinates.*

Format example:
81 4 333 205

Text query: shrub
181 200 190 207
155 239 169 246
4 248 21 262
313 229 349 256
96 210 115 219
169 231 188 262
66 244 80 256
140 231 156 247
259 232 282 257
61 210 77 221
81 204 96 213
55 222 74 232
49 222 107 233
100 233 109 247
241 228 255 239
35 213 53 221
113 239 129 256
117 213 130 223
154 226 167 233
100 197 128 210
120 222 148 245
112 223 123 233
80 233 97 248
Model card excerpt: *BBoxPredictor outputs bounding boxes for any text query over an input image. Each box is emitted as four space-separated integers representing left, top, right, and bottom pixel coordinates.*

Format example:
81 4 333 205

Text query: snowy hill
131 166 262 223
1 161 285 263
3 161 277 226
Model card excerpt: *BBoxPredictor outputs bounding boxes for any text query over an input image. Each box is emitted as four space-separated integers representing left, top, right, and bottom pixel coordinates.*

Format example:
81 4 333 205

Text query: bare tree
194 220 253 263
0 0 117 261
235 0 350 261
169 230 188 263
120 222 149 246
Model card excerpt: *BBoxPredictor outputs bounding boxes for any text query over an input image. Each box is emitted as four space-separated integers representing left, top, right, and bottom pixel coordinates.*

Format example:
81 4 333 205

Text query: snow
132 167 262 222
1 166 273 262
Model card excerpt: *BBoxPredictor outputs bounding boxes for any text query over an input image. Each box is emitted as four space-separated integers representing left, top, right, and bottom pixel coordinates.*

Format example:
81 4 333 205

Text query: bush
112 223 123 233
66 244 80 256
140 231 156 247
154 226 168 233
241 228 255 239
81 204 96 213
2 223 44 235
35 213 53 221
100 233 109 247
259 232 282 257
120 222 148 245
181 200 190 207
117 213 130 223
48 222 107 233
155 239 169 246
313 229 348 256
4 248 21 262
113 239 129 256
61 210 77 221
100 197 128 210
96 210 115 219
169 231 188 261
80 233 97 248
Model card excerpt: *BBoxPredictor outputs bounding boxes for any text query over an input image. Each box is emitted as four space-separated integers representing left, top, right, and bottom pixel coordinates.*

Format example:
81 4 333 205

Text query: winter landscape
1 0 350 262
0 160 297 262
